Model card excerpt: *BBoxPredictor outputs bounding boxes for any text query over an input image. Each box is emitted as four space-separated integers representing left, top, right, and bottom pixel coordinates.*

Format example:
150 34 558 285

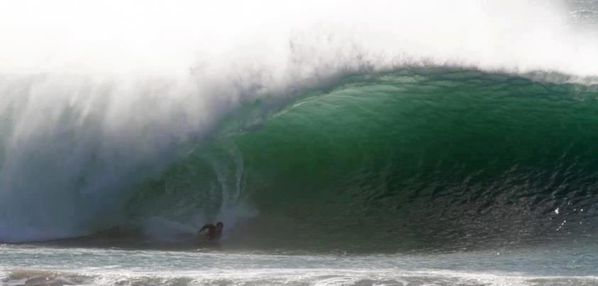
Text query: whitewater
2 0 598 285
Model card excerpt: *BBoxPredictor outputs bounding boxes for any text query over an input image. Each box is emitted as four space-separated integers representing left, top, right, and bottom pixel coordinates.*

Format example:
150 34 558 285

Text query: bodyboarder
198 221 224 241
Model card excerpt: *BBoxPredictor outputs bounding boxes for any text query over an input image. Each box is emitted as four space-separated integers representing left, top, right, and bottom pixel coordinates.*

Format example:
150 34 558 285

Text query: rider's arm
198 224 213 233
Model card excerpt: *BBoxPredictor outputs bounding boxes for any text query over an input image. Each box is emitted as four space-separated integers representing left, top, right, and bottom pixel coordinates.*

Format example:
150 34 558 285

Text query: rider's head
216 222 224 229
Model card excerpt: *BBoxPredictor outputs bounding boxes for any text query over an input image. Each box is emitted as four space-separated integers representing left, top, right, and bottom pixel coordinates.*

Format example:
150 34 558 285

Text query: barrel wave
2 68 598 251
125 68 598 251
2 0 598 252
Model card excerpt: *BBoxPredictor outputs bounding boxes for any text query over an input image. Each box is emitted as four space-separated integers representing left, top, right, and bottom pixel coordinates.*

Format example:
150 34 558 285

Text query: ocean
1 0 598 285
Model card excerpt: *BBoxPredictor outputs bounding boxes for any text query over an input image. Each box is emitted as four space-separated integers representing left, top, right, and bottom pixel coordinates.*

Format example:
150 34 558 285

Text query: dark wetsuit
199 223 223 241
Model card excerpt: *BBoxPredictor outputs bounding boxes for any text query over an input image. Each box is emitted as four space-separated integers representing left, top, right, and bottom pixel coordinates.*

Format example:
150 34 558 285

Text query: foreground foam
3 264 598 285
3 243 598 285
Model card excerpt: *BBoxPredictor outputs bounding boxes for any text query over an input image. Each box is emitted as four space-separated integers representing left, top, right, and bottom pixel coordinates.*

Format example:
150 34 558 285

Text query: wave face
128 68 598 251
1 0 598 248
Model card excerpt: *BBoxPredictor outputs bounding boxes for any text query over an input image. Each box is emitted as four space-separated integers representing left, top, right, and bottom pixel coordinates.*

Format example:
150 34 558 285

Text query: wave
124 68 598 251
1 0 598 248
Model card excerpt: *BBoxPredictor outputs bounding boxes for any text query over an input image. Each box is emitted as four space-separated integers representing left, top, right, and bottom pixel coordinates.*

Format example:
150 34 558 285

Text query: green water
125 68 598 252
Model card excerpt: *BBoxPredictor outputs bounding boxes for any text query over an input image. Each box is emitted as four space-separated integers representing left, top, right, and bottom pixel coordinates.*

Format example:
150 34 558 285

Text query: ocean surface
2 0 598 285
2 242 598 285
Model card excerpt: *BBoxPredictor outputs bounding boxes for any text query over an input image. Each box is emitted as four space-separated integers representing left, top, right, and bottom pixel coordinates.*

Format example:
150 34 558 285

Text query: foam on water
2 243 598 285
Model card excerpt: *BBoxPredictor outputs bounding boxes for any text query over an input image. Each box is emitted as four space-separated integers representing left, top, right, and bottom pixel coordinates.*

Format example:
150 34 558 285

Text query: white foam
1 0 597 77
3 245 598 285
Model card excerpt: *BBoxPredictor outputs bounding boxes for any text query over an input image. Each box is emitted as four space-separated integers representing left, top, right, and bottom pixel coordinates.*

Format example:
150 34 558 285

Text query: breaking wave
1 0 598 251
